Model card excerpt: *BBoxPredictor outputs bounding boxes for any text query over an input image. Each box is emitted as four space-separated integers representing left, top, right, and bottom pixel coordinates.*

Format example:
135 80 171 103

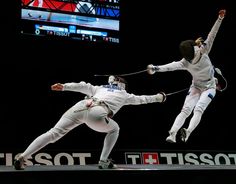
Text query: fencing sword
94 69 149 77
94 68 189 96
166 87 189 96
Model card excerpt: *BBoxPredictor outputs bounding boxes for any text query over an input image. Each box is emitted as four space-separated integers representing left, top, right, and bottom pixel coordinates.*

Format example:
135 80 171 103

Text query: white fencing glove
156 92 166 103
147 64 159 75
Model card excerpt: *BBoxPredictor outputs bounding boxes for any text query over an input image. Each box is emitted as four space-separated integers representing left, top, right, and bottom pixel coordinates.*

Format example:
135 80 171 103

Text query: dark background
0 0 234 155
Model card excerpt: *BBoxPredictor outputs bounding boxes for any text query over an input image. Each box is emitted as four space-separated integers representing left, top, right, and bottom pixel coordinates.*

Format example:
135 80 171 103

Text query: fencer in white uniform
14 76 166 170
147 9 226 143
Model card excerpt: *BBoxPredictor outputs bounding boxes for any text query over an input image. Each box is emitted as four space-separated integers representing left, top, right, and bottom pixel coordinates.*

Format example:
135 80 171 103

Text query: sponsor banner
124 151 236 165
1 150 236 166
0 151 96 166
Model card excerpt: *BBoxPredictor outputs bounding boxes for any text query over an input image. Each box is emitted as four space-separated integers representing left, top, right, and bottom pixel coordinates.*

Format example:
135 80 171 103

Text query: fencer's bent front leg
99 119 120 161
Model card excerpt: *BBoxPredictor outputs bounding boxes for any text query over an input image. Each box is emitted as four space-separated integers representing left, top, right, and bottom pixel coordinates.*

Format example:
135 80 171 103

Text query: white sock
187 111 202 133
170 111 188 133
21 131 52 159
100 129 119 161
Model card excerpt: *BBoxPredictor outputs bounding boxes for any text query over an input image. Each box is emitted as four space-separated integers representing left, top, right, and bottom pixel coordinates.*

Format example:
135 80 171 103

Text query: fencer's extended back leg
21 117 81 159
21 131 57 159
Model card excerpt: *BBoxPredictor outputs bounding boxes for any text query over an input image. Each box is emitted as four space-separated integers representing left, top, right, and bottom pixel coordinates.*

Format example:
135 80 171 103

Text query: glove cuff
159 92 166 102
153 66 159 71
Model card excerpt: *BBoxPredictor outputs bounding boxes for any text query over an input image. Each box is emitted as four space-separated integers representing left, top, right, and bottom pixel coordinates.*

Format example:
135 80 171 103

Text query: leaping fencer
147 9 226 143
14 75 166 170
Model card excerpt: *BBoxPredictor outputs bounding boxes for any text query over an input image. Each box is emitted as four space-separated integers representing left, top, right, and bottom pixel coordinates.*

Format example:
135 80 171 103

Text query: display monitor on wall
21 0 120 44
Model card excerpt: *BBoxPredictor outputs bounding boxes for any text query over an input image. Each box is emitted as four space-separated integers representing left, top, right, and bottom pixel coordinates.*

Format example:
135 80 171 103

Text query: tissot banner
1 149 236 166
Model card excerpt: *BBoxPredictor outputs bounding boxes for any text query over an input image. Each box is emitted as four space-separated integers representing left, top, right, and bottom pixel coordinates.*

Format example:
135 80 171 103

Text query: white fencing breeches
21 99 120 161
170 87 216 134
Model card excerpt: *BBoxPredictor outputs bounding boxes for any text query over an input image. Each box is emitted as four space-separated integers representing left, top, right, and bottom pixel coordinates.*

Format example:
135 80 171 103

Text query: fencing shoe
98 159 117 169
166 131 176 143
180 128 190 142
14 156 26 170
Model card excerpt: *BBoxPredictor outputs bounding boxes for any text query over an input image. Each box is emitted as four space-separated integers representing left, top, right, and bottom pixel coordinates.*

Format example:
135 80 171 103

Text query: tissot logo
142 153 159 164
125 152 159 164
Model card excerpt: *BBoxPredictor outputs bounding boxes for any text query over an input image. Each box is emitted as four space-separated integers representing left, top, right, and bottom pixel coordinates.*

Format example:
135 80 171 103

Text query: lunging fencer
147 9 226 143
14 75 166 170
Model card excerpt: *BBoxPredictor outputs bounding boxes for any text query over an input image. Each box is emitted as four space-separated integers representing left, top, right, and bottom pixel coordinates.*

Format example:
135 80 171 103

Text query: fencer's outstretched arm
124 92 167 104
203 9 226 54
147 61 186 75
